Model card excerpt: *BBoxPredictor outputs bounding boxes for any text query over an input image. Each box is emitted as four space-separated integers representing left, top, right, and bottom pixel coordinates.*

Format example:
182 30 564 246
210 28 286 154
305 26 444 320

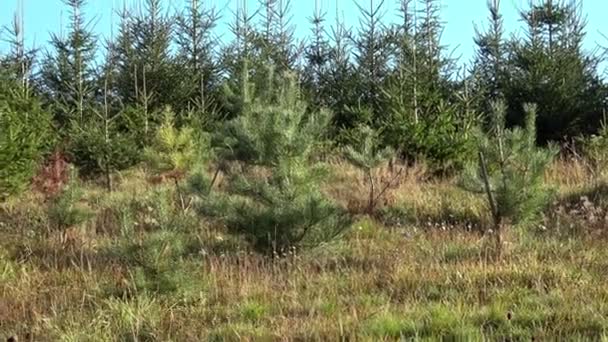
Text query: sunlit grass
2 161 608 340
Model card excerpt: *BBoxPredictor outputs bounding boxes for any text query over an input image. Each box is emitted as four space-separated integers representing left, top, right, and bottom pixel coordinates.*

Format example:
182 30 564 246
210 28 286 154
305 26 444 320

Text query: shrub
47 169 93 231
107 230 204 297
578 119 608 181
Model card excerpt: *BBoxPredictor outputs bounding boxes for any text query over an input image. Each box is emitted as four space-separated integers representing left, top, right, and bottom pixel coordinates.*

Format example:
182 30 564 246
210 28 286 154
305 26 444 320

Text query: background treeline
1 0 607 199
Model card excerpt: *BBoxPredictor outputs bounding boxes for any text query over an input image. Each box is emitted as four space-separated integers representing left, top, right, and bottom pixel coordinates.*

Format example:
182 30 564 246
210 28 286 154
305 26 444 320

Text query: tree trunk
367 169 375 215
174 177 186 211
105 163 113 192
478 151 502 253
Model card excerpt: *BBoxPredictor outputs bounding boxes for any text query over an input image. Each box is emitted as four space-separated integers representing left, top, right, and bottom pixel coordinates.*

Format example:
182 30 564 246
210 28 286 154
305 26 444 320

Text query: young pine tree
462 101 557 251
344 125 400 215
145 108 209 210
201 66 351 254
578 117 608 182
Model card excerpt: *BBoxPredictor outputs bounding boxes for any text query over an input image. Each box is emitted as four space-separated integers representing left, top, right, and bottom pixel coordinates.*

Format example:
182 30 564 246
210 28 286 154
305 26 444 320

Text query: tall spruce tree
68 42 139 188
384 0 416 118
113 0 179 123
255 0 301 73
382 0 416 126
320 4 360 137
472 0 507 123
175 0 220 114
382 0 475 171
40 0 97 127
413 0 453 114
302 0 329 103
506 0 607 142
351 0 394 125
0 2 36 97
218 0 258 119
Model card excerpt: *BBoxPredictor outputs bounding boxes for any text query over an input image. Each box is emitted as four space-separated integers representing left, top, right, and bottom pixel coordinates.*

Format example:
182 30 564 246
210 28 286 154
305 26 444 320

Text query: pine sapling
144 108 208 211
344 125 401 215
462 101 557 253
202 67 351 254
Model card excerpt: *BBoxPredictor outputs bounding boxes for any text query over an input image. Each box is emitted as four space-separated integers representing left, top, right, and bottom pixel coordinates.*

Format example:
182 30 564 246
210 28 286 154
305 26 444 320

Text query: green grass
2 163 608 341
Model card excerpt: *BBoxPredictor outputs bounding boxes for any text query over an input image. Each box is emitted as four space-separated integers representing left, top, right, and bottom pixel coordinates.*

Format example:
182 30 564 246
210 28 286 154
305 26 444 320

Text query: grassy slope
1 160 608 341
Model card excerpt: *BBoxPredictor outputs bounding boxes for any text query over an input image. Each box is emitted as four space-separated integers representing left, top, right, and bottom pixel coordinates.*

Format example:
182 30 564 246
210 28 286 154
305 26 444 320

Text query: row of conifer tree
1 0 607 198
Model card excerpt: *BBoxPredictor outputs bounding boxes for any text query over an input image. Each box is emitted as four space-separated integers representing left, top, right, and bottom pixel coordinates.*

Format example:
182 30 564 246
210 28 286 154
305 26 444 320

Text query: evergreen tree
218 0 258 120
319 6 360 137
578 116 608 182
219 0 301 119
472 0 507 123
351 0 394 125
302 0 331 110
68 45 139 189
40 0 97 127
382 0 475 171
175 0 220 114
201 68 351 253
145 108 208 209
383 0 416 120
254 0 301 73
112 0 179 126
413 0 454 116
462 101 557 251
0 2 36 97
344 125 399 214
0 72 54 199
505 0 607 142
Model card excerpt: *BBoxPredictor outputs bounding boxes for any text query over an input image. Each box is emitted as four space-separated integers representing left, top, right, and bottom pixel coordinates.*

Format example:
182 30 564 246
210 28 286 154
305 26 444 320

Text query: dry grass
2 161 608 341
545 156 594 193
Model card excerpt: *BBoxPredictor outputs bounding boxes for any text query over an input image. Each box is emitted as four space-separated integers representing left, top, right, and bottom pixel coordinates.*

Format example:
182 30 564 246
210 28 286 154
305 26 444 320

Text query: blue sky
1 0 607 69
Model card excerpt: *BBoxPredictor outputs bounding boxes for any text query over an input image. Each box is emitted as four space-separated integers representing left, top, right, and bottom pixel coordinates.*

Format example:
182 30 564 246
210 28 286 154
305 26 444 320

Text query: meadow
2 0 608 340
2 158 608 341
